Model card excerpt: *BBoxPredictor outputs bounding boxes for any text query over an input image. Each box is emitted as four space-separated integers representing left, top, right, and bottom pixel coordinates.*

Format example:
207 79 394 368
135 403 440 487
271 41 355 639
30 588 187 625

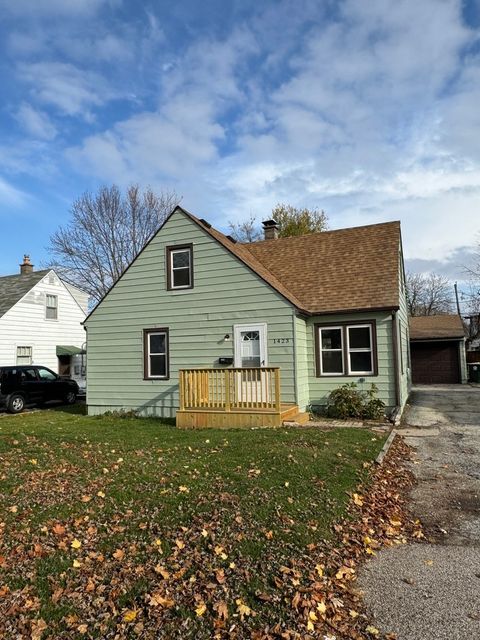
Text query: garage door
411 341 460 384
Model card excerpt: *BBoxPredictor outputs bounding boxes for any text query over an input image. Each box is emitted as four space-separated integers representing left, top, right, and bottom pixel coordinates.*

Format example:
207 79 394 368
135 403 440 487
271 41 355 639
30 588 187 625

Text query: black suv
0 366 79 413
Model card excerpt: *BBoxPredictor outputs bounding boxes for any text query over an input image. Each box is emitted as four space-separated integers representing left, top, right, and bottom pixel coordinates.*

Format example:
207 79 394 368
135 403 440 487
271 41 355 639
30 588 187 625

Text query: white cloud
15 102 57 140
18 62 115 118
0 176 27 206
51 0 480 269
67 28 256 184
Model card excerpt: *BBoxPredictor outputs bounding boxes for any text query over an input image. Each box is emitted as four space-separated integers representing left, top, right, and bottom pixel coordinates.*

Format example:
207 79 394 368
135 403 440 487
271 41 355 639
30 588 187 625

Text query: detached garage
409 315 467 385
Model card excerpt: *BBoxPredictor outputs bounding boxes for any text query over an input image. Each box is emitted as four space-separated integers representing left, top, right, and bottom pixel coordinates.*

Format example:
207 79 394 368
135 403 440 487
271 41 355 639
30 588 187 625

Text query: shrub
326 383 385 420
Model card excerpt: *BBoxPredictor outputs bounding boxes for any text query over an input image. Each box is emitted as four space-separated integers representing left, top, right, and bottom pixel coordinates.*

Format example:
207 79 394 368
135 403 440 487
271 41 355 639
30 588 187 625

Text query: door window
21 368 37 381
240 331 261 367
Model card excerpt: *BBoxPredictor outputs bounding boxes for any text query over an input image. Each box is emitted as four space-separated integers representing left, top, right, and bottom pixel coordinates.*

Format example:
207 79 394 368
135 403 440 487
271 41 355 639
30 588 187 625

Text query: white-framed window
167 245 193 290
46 294 58 320
316 322 376 377
143 329 169 379
346 324 374 375
318 326 344 375
16 346 32 365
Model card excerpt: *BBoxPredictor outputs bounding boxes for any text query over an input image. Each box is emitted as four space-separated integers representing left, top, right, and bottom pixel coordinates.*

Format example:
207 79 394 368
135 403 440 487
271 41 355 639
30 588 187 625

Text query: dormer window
46 294 58 320
167 244 193 290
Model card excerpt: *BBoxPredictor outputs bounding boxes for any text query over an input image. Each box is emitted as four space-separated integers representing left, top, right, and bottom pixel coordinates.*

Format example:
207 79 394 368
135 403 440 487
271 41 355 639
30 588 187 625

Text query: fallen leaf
149 593 175 608
71 539 82 549
154 565 170 579
123 609 138 622
236 598 252 619
366 625 380 635
113 548 125 561
195 603 207 617
52 523 66 536
31 618 47 640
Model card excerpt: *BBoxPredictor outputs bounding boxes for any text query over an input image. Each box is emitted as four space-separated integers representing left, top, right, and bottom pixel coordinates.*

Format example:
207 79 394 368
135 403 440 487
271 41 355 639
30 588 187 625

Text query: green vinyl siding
305 311 397 411
294 315 309 411
86 210 296 417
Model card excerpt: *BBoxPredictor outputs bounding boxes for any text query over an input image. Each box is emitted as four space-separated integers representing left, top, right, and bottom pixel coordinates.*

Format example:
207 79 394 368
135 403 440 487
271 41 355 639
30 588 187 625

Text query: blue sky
1 0 480 293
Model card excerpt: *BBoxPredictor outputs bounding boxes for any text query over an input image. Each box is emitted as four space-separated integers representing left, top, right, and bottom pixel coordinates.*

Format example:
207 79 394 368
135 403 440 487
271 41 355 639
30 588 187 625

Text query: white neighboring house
0 256 89 391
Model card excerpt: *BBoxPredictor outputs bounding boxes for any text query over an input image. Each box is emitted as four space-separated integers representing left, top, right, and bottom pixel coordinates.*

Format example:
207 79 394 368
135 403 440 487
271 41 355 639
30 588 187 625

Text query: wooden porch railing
179 367 281 412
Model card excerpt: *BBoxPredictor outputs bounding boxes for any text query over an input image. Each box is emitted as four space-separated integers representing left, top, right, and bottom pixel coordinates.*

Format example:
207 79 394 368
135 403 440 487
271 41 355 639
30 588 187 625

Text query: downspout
292 311 298 407
390 310 401 424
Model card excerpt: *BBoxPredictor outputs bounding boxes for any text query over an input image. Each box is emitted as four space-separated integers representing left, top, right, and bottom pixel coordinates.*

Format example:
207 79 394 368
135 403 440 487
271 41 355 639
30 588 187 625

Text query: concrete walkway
359 385 480 640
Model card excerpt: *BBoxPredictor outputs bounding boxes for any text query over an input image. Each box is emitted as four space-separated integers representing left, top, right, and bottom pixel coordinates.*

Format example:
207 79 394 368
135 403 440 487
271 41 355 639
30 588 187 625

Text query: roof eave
299 305 400 317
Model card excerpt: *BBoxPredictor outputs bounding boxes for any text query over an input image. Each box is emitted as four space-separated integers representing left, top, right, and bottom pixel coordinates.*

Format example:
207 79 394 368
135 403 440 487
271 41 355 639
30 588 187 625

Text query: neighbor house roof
0 270 51 319
409 315 466 341
186 209 402 315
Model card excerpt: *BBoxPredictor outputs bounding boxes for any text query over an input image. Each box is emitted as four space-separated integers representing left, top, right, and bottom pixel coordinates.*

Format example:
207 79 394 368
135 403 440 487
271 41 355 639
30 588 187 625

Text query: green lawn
0 406 385 639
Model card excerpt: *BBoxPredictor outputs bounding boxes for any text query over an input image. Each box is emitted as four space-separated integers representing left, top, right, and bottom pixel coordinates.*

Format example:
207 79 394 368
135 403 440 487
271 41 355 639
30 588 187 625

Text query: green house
85 206 410 427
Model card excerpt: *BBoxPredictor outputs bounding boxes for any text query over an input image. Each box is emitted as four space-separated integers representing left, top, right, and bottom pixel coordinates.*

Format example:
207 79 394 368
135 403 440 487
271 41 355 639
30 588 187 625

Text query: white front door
233 323 267 368
233 324 268 404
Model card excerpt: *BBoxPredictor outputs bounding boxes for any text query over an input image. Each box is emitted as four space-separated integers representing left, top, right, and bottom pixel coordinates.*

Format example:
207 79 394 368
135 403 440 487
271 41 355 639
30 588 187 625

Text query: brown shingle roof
183 208 402 315
409 315 465 340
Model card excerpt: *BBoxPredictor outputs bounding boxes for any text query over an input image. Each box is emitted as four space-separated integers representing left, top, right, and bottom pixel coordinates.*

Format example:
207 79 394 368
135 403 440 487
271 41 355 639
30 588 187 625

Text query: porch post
179 370 185 411
275 368 281 412
225 369 231 412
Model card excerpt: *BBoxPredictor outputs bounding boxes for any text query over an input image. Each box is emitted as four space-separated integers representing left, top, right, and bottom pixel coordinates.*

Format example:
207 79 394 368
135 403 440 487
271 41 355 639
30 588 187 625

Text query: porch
176 367 307 429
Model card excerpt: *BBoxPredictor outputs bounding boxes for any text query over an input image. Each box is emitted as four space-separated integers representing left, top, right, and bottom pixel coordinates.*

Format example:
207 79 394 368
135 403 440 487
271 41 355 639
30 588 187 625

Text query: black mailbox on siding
218 357 234 365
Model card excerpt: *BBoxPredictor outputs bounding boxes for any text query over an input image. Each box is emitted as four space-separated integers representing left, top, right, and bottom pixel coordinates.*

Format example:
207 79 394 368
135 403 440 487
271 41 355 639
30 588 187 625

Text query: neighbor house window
316 322 377 377
167 245 193 290
46 294 58 319
16 346 32 365
143 329 169 379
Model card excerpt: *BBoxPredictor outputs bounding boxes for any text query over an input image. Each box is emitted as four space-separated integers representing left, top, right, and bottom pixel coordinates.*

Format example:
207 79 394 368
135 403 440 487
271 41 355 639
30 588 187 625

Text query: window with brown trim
318 326 344 375
166 244 193 290
143 329 169 379
315 321 377 377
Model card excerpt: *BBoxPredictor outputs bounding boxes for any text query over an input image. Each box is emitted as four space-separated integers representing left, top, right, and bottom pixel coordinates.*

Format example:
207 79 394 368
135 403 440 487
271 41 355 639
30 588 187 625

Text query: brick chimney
20 255 34 275
262 219 279 240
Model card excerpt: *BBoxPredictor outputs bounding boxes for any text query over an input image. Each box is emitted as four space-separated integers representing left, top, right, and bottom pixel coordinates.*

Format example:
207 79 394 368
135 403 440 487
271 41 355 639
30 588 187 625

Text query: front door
233 324 268 405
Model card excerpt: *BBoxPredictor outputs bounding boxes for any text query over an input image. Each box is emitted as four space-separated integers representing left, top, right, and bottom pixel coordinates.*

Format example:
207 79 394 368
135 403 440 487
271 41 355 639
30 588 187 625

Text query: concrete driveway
359 385 480 640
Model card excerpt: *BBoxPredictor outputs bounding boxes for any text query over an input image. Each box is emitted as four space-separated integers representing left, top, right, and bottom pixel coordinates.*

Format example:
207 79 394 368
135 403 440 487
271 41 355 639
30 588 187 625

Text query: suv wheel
64 391 76 405
8 394 25 414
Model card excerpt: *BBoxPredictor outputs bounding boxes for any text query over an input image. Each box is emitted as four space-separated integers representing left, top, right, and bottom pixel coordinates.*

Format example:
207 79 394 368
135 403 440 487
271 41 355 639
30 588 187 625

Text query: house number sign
272 338 292 344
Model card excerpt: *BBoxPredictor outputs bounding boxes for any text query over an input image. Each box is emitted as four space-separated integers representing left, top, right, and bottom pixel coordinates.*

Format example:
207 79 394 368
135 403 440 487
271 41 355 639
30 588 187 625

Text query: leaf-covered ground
0 406 419 639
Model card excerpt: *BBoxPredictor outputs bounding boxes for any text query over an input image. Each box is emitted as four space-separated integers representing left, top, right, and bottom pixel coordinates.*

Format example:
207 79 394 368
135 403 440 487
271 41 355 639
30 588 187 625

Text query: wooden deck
176 367 307 429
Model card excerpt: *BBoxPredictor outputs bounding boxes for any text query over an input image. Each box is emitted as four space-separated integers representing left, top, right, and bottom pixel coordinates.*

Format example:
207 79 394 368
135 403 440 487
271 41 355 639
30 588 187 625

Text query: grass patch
0 406 385 638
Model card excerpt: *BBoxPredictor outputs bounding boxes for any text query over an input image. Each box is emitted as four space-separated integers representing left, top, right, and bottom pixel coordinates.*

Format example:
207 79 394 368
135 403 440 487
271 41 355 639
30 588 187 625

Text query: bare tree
228 204 328 242
228 214 262 243
463 238 480 319
406 271 454 316
48 184 179 302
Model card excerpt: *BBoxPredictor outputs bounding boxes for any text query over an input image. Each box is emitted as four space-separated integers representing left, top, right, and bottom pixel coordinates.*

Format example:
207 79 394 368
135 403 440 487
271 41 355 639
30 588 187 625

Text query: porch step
280 404 302 421
282 411 310 426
